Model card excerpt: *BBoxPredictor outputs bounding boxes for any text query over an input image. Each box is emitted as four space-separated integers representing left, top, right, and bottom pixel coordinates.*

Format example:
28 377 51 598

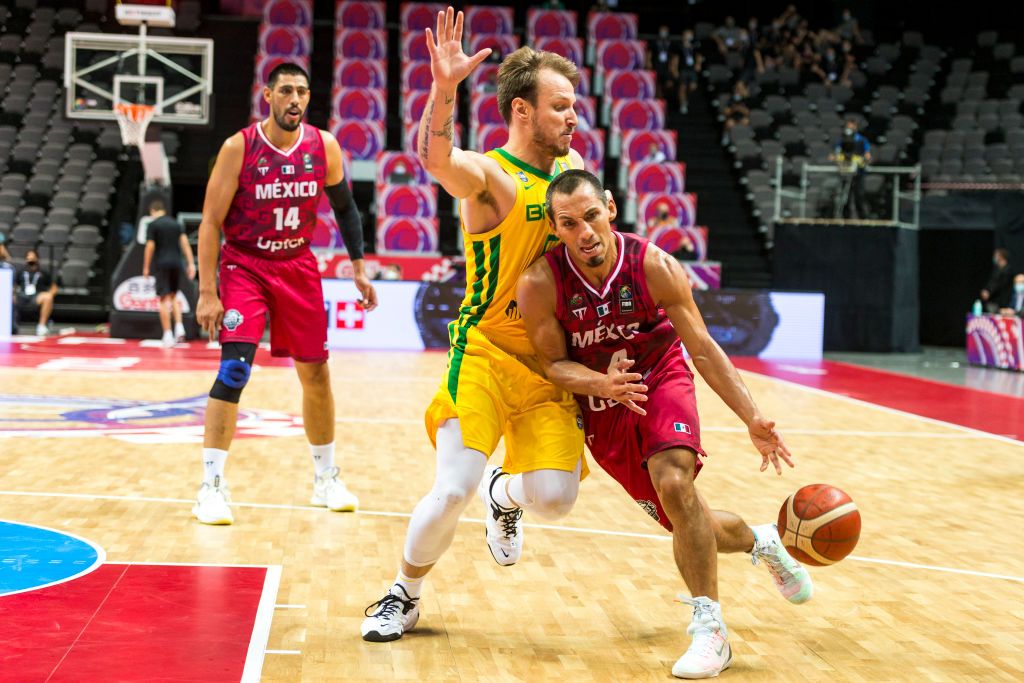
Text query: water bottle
973 299 983 316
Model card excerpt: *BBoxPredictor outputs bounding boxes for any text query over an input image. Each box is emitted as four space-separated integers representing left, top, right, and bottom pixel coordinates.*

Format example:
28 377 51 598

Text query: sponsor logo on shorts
673 422 692 434
223 309 244 331
637 499 660 522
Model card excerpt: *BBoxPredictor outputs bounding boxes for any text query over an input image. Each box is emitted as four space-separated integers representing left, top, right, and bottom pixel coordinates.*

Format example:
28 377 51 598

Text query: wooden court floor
1 349 1023 681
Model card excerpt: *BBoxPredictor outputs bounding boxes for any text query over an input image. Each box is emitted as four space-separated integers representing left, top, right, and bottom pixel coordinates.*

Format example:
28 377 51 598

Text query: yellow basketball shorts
425 326 587 477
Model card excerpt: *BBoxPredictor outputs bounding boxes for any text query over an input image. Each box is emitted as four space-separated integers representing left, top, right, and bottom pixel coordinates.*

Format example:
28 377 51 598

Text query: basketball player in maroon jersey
192 62 377 525
517 170 812 679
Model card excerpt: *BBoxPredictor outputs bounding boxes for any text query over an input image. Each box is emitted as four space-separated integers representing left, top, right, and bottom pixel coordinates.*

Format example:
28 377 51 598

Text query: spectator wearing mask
981 248 1013 313
673 29 703 114
14 249 57 336
999 274 1024 317
829 119 871 218
647 25 679 103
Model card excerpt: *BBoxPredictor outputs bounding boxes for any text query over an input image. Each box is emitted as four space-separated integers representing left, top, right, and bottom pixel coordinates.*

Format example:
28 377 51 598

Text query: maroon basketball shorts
217 243 328 363
581 350 706 532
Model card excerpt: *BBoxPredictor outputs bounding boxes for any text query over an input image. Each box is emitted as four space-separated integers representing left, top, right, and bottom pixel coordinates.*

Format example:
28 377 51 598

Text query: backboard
65 31 213 125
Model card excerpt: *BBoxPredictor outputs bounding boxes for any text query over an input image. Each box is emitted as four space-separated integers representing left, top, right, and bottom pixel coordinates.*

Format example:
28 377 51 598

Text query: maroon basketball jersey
545 232 683 400
222 122 328 260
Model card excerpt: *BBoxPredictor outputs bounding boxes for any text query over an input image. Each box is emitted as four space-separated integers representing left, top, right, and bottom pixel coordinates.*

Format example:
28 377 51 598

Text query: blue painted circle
0 520 105 596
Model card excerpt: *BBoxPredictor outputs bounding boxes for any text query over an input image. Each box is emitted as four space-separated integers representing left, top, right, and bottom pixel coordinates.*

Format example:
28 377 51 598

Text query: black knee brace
209 342 258 404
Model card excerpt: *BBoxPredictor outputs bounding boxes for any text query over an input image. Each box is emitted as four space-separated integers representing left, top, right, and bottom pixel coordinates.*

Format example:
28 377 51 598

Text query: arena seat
376 184 438 218
335 0 385 29
334 59 387 89
475 123 509 152
637 192 697 227
263 0 312 26
526 9 577 43
400 2 447 32
464 6 514 37
375 152 430 186
401 30 431 62
401 89 431 124
377 216 440 253
330 119 386 160
401 61 434 91
335 29 387 60
648 225 707 260
258 25 311 57
535 36 584 67
332 87 387 121
469 33 520 58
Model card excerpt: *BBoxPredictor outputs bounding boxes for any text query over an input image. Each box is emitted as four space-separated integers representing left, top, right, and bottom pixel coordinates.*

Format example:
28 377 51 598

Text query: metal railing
772 156 922 230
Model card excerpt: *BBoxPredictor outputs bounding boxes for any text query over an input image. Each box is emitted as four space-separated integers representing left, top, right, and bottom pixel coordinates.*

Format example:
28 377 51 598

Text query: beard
530 114 572 157
584 253 605 268
274 107 303 131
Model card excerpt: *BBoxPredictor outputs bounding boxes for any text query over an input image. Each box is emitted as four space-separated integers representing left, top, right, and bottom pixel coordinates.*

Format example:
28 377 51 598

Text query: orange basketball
777 484 861 566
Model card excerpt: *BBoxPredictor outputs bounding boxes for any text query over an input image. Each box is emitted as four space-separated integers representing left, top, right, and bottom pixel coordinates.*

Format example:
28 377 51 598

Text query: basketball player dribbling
361 8 591 641
517 170 813 679
192 62 377 525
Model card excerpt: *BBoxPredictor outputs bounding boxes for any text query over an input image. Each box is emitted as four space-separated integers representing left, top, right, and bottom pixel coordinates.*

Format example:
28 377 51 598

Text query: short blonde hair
496 46 579 126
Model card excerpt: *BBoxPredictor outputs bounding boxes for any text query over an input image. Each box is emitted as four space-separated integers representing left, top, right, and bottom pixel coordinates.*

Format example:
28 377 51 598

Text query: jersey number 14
272 206 300 232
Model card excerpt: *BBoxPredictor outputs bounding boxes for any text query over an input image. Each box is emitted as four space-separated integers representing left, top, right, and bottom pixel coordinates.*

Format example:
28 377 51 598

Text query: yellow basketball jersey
449 149 574 361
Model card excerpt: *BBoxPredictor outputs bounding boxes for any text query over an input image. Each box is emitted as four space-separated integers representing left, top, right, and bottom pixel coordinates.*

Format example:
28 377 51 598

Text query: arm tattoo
444 93 454 105
431 114 454 141
418 95 434 161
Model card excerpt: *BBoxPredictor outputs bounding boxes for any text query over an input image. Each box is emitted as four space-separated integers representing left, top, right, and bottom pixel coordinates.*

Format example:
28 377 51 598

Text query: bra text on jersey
255 180 318 200
570 322 640 348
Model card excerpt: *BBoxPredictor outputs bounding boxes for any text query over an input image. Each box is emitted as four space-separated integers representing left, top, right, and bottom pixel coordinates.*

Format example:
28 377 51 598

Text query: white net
114 104 155 147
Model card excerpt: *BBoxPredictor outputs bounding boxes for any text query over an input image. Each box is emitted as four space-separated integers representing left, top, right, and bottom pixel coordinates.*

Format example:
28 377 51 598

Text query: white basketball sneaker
174 322 186 343
750 523 813 604
310 466 359 511
478 465 523 566
192 475 234 525
672 596 732 679
361 584 420 642
35 323 48 336
161 330 176 348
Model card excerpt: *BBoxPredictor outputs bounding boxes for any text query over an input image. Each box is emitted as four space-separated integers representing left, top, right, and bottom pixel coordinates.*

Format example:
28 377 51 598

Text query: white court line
242 564 282 683
1 489 1021 584
275 604 306 609
737 368 1024 448
265 650 302 655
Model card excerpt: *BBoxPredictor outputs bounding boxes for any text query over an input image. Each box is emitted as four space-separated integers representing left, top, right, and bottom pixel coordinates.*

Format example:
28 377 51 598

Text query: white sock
202 448 228 483
310 442 335 475
394 570 423 600
489 472 521 509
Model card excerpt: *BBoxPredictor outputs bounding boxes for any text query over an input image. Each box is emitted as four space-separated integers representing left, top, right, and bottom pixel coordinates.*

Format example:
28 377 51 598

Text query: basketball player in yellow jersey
362 8 587 642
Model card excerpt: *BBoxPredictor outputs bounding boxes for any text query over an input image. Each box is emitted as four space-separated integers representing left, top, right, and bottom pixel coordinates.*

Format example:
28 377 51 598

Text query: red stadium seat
475 123 509 152
335 28 387 60
587 11 638 41
535 36 584 67
595 39 646 73
468 63 500 93
464 6 514 36
622 129 677 164
402 90 431 124
604 69 657 101
375 152 430 185
400 2 446 32
527 9 577 42
330 119 386 160
401 61 434 92
637 191 696 226
577 67 592 97
250 84 269 121
401 30 431 62
265 0 312 26
574 96 597 129
376 184 438 218
569 129 605 172
631 164 687 196
470 93 504 128
611 99 665 133
256 54 310 87
648 224 707 260
334 58 387 89
377 216 440 253
332 87 387 121
259 25 312 57
469 33 520 59
336 0 386 29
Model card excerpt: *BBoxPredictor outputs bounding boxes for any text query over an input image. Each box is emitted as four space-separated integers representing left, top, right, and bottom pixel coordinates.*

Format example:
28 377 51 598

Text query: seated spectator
736 29 764 87
982 248 1013 314
720 81 750 144
712 16 743 57
14 249 57 336
811 46 846 87
999 274 1024 317
643 142 667 163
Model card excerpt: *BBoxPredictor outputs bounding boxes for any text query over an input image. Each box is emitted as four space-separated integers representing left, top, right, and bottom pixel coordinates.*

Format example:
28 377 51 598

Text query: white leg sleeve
508 458 582 521
403 419 488 567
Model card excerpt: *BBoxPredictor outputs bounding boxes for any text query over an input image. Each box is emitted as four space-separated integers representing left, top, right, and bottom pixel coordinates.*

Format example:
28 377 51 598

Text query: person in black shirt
142 199 195 346
14 249 57 336
829 119 871 219
981 248 1013 314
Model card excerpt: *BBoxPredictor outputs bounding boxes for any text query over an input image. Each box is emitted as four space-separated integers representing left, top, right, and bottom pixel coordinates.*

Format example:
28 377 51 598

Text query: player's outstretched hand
354 272 378 312
603 357 648 416
748 416 794 475
425 7 492 90
196 291 224 338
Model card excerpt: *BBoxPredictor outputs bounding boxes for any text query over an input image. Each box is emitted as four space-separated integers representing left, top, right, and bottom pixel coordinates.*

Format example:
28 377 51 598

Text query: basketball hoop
114 103 155 147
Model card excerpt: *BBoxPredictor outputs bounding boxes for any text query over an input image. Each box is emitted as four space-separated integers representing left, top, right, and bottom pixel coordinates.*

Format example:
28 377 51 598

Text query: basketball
777 484 861 566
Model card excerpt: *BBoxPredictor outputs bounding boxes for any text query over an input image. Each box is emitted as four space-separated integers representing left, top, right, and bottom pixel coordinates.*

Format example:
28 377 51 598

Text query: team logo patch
303 152 313 173
223 309 244 331
257 156 269 176
570 293 586 319
637 499 660 522
619 284 634 313
515 171 529 183
596 302 610 317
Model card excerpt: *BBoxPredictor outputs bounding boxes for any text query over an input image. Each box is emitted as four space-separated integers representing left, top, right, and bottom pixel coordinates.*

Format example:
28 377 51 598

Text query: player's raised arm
196 133 243 335
644 246 794 473
417 7 494 199
517 261 648 415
